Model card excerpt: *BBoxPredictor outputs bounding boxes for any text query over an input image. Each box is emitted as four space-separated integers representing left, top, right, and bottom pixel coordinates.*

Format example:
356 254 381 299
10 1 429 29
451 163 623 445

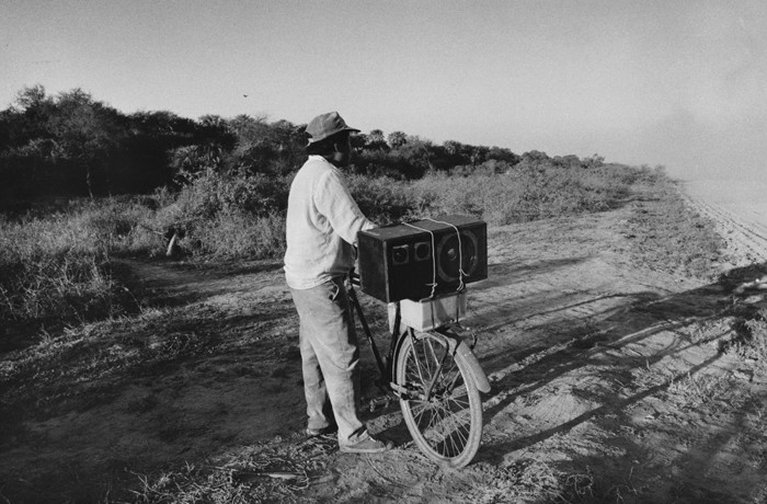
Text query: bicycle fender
396 328 491 394
452 340 491 393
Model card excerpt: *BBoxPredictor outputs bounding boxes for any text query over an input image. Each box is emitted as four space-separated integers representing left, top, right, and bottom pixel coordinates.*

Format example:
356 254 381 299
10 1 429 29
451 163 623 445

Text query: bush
743 310 767 362
173 168 288 219
137 169 290 258
0 209 131 332
409 163 640 225
623 180 723 279
143 172 415 259
346 175 418 225
188 211 286 259
726 306 767 366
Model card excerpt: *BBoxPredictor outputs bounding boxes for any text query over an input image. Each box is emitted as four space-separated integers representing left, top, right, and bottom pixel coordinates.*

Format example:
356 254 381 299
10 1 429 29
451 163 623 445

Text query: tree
552 154 582 169
487 146 521 165
583 153 605 169
14 84 48 111
47 88 126 196
366 129 388 150
387 131 408 149
443 140 461 156
226 116 305 177
350 132 367 151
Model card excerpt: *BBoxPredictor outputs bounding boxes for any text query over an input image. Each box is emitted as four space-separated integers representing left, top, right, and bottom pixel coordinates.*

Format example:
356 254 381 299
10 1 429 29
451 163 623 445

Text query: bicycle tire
395 329 483 468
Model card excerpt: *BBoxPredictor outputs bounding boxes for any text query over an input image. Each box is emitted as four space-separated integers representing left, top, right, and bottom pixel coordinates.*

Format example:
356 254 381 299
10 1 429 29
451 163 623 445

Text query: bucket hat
306 111 360 145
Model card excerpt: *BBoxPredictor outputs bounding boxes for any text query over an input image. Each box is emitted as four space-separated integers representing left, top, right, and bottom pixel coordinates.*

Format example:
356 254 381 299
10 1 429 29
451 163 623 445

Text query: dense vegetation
0 85 529 203
0 85 692 343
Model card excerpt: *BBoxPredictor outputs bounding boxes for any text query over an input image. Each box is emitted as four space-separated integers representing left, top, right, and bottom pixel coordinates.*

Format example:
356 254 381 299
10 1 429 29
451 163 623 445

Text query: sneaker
305 425 337 438
339 435 393 454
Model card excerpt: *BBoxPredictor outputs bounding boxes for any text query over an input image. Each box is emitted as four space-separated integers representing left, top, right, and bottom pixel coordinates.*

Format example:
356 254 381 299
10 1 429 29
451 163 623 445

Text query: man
284 111 391 453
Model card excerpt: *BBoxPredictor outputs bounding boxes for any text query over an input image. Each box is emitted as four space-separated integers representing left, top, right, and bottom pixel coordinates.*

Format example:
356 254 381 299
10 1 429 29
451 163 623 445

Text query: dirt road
308 193 767 503
1 185 766 503
680 179 767 268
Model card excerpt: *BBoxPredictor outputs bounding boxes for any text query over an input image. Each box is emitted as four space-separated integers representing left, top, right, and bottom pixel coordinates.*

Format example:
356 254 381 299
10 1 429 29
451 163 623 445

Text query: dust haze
634 111 767 185
614 7 767 189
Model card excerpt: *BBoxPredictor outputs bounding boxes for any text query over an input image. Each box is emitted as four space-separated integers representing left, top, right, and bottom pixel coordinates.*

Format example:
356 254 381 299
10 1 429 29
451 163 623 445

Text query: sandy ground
2 183 767 503
682 179 767 225
681 179 767 267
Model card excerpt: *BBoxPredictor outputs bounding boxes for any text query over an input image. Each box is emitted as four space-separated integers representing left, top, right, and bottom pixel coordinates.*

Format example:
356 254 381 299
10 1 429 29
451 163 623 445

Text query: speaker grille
436 230 479 283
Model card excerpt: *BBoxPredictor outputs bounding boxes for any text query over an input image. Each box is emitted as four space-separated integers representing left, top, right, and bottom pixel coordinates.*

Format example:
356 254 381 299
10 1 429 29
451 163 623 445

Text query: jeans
289 277 368 446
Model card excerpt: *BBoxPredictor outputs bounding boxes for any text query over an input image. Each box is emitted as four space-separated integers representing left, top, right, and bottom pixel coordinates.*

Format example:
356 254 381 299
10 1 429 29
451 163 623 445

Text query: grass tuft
129 436 335 504
0 209 133 343
728 306 767 365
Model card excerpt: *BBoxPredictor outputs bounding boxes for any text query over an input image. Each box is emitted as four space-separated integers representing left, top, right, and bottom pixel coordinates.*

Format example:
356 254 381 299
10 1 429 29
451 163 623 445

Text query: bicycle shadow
473 259 767 472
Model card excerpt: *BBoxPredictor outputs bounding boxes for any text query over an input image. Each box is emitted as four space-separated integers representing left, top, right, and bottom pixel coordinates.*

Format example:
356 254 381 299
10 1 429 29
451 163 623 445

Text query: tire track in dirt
693 199 767 260
679 187 767 266
467 212 673 379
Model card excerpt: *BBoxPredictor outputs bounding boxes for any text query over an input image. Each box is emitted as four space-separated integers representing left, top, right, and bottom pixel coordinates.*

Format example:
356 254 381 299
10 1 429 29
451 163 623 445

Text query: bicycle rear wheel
395 329 482 468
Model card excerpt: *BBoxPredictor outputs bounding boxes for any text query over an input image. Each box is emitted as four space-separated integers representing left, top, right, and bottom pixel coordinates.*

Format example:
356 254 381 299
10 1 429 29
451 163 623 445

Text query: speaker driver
436 231 478 283
414 241 431 261
391 244 409 265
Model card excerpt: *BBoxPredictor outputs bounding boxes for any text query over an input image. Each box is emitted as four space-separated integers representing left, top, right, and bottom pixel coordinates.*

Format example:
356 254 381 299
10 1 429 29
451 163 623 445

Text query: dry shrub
346 174 418 224
140 162 657 258
0 209 132 333
79 198 162 256
148 171 415 259
736 307 767 363
140 168 289 259
0 196 170 347
410 164 638 225
172 168 289 220
744 312 767 360
189 211 286 259
668 373 733 410
0 161 675 337
623 181 723 279
130 436 335 504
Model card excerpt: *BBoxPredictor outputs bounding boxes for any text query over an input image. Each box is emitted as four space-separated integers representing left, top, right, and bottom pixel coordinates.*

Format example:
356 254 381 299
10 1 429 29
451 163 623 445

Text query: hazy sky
2 0 766 180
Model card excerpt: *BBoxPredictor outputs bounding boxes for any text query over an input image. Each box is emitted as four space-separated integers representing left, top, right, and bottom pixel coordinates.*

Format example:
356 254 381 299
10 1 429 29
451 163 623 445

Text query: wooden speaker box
357 215 487 302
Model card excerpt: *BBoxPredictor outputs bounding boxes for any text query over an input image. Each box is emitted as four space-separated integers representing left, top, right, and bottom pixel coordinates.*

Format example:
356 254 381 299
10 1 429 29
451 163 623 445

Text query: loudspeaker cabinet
357 215 487 302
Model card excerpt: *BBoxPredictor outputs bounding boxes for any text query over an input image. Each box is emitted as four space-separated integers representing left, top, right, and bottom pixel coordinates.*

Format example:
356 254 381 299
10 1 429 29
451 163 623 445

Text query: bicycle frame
346 274 397 392
347 274 491 403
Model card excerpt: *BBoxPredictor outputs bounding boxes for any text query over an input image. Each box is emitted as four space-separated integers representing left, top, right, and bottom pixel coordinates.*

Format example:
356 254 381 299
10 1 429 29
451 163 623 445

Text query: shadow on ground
465 258 767 501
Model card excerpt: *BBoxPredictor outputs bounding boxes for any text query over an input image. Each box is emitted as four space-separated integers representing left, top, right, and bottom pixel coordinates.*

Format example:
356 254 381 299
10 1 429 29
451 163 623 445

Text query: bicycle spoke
438 365 461 393
425 337 440 374
412 350 428 387
409 377 470 451
398 331 482 467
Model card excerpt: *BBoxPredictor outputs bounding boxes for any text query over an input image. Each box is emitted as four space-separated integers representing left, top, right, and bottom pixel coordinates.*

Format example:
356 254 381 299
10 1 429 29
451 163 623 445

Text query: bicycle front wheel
395 330 483 468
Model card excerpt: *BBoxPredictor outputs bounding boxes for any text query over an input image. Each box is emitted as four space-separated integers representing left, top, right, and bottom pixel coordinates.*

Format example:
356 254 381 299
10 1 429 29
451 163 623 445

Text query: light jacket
284 155 375 289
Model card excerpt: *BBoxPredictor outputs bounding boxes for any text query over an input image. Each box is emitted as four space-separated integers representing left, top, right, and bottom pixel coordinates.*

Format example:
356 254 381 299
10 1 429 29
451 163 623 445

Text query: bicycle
347 271 491 468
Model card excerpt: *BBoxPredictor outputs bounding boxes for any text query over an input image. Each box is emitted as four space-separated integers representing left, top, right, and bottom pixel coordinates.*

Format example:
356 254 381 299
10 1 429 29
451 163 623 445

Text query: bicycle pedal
389 382 409 398
368 395 392 412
